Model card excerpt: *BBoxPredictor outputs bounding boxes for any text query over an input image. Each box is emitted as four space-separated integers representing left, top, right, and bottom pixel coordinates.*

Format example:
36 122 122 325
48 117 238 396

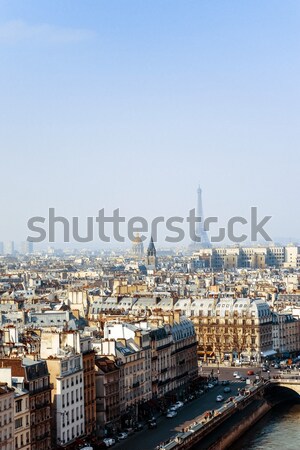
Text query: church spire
146 236 157 268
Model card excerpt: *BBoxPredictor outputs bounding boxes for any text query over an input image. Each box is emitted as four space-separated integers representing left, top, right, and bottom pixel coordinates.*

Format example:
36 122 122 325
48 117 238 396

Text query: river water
230 402 300 450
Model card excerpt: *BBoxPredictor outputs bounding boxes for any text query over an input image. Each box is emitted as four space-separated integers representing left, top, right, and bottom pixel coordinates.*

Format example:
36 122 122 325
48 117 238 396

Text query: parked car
103 438 115 447
208 383 214 389
233 371 239 377
124 427 134 435
148 419 157 429
134 423 143 431
223 387 231 393
174 401 184 409
117 432 128 440
166 410 177 418
216 395 224 402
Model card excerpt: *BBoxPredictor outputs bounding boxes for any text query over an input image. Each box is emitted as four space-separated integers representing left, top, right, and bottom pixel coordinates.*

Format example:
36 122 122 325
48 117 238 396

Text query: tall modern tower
190 185 211 249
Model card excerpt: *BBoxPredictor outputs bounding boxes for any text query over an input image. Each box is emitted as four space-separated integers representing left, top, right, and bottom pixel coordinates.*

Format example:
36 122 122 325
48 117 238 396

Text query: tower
131 233 144 257
146 236 157 268
190 185 211 249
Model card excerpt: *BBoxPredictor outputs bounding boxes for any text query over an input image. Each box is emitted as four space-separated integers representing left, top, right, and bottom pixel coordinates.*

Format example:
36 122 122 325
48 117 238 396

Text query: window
15 399 22 413
15 418 23 429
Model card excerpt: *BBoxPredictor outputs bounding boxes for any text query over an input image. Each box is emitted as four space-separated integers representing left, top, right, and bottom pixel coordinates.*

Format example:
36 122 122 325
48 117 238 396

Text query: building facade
0 383 14 450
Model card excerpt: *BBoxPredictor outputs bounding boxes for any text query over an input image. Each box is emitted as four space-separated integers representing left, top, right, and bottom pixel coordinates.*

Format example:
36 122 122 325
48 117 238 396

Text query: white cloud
0 20 96 44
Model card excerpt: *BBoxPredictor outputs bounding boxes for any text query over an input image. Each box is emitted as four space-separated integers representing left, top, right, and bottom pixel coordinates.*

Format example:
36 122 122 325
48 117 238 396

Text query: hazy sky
0 1 299 247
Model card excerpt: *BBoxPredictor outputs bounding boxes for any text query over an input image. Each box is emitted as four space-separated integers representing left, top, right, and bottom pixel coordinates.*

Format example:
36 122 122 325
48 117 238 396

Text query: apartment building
0 358 52 450
39 329 86 448
13 386 31 450
0 368 31 450
93 325 152 420
171 319 198 388
0 383 14 450
80 336 96 438
186 297 274 363
94 357 120 436
272 312 300 356
46 352 85 448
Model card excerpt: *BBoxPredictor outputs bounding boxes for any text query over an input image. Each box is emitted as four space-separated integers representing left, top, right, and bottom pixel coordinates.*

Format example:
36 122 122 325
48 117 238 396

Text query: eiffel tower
190 185 211 249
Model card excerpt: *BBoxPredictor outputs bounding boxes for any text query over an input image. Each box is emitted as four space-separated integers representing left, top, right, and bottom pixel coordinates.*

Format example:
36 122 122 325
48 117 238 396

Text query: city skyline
0 1 300 242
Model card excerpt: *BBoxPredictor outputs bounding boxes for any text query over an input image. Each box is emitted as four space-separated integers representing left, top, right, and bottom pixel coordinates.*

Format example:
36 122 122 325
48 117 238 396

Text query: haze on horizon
0 1 299 246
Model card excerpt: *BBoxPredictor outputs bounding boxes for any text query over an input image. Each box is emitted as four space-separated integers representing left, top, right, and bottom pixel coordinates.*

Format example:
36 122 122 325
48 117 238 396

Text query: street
114 368 247 450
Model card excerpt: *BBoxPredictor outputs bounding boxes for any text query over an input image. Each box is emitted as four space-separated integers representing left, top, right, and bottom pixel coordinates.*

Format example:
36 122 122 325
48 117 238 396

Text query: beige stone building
0 383 14 450
272 312 300 356
0 367 31 450
187 298 274 363
0 358 52 450
13 386 31 450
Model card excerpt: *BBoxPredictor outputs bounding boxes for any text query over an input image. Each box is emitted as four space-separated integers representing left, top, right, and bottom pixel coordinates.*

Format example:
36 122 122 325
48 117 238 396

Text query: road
114 369 247 450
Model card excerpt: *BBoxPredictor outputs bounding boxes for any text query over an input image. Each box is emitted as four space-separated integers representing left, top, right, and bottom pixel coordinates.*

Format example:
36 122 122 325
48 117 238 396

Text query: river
230 402 300 450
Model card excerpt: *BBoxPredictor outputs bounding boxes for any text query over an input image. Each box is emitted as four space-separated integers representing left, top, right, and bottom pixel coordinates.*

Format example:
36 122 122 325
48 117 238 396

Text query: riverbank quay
156 380 270 450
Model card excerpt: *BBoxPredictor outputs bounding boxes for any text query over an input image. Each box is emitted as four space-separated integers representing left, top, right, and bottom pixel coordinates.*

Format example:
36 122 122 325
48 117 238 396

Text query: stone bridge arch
265 380 300 404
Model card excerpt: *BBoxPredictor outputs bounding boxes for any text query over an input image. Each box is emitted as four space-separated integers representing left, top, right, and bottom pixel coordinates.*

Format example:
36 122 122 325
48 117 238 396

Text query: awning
261 350 277 357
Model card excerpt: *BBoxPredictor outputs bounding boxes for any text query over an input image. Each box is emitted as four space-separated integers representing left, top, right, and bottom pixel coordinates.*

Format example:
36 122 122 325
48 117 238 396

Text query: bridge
267 376 300 400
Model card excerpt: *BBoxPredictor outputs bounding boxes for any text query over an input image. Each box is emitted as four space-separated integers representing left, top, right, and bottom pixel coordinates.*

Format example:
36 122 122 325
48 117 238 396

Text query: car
166 410 177 418
247 370 254 376
216 395 224 402
223 387 231 393
235 374 241 379
208 383 214 389
174 401 184 409
134 423 143 431
233 371 239 377
103 438 115 447
148 419 157 429
117 432 128 440
124 427 134 435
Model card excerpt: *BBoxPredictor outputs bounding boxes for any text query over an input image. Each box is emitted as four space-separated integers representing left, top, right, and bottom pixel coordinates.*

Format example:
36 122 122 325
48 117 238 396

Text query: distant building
3 241 14 256
131 233 144 257
146 237 157 269
20 241 33 255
